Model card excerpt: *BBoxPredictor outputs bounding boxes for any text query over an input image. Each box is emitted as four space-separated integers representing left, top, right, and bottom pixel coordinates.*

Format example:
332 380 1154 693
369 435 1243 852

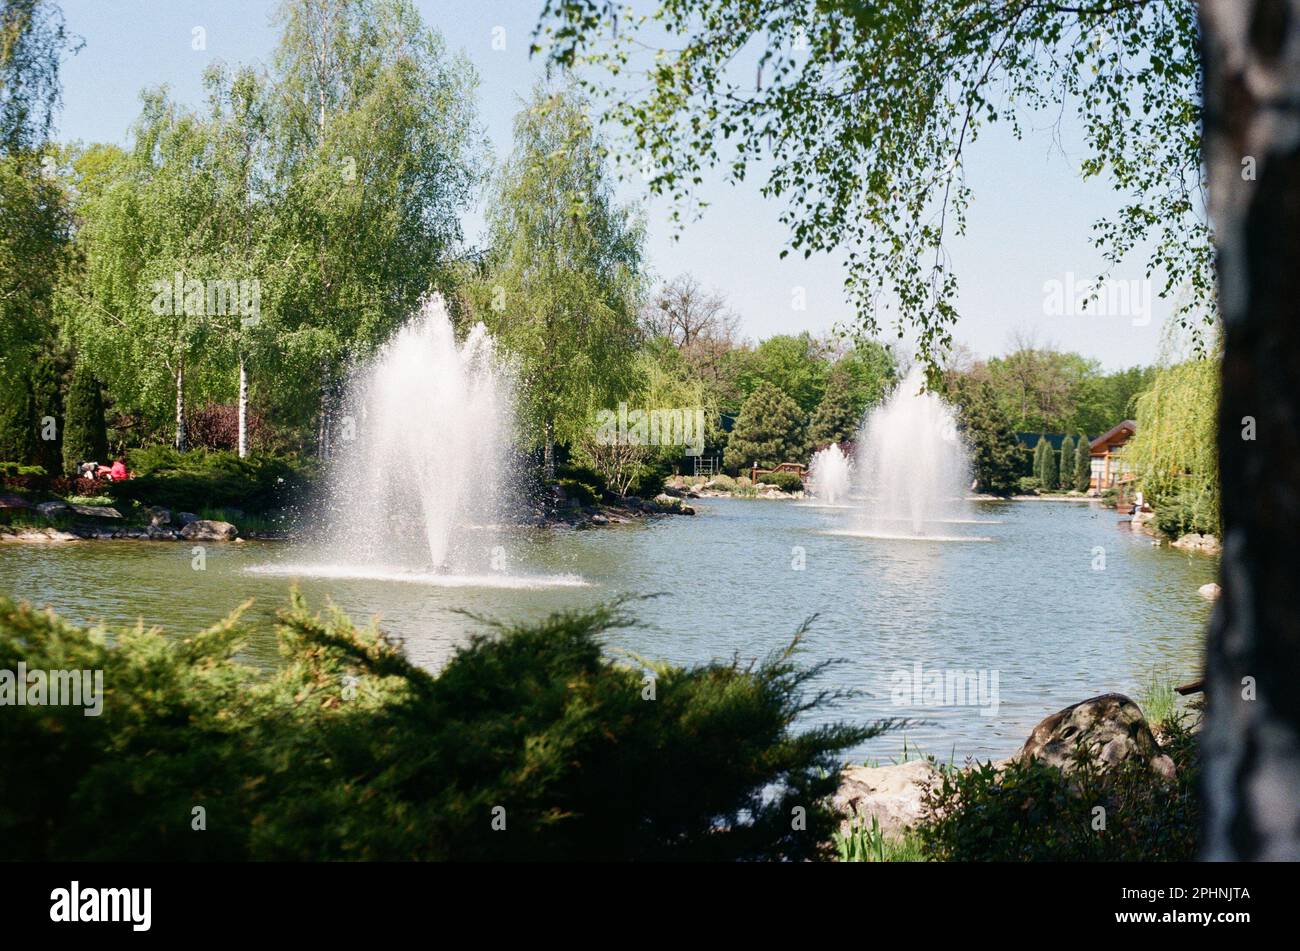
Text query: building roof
1089 420 1136 452
1016 433 1086 450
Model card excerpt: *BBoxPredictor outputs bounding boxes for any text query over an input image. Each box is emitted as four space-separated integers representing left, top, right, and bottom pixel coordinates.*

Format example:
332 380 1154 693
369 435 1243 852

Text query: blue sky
54 0 1186 369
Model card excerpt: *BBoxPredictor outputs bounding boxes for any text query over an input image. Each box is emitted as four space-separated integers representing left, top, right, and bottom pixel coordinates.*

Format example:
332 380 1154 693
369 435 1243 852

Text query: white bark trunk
1199 0 1300 860
174 361 187 453
237 357 249 458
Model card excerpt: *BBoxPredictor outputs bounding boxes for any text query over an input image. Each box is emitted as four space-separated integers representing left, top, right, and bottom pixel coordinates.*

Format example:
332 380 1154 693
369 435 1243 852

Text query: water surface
0 498 1217 762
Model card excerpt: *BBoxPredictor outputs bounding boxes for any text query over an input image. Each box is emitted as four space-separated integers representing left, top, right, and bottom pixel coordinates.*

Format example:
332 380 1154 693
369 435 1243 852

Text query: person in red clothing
103 459 128 481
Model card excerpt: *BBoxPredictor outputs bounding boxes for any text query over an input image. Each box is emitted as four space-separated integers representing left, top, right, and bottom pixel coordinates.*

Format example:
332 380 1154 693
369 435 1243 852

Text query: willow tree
64 88 238 450
0 0 76 421
479 85 645 479
1124 357 1219 531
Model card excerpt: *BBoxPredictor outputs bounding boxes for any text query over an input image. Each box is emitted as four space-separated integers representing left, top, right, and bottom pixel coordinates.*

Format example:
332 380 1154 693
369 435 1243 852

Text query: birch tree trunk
1199 0 1300 860
174 360 187 453
237 357 249 459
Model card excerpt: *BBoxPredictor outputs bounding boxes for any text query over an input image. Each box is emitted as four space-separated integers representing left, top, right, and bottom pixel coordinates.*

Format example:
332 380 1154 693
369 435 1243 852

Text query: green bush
1153 487 1218 539
758 471 804 492
555 460 608 497
557 477 599 507
915 718 1199 861
625 458 672 499
709 474 738 492
1017 476 1041 495
107 447 314 514
0 462 46 478
0 594 887 861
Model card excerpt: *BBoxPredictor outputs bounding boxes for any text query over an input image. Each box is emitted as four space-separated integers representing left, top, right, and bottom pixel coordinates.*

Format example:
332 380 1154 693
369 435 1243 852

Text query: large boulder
36 500 72 518
833 760 938 836
1172 532 1221 554
1018 693 1175 780
180 519 238 541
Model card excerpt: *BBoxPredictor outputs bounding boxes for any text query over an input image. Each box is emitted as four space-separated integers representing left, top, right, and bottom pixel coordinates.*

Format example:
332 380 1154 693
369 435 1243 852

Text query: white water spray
851 367 973 537
321 297 516 572
808 443 854 504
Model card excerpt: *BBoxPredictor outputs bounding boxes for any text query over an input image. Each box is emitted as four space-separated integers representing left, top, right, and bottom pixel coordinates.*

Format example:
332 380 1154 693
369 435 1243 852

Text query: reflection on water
0 498 1217 762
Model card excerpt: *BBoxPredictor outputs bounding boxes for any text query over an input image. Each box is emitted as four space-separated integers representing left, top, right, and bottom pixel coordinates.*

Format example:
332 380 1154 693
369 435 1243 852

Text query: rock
174 512 201 527
67 503 122 519
589 513 609 525
660 485 685 498
833 760 939 836
624 496 642 508
180 519 238 541
1173 532 1221 554
144 505 171 526
36 500 72 517
1198 582 1222 600
680 505 695 516
653 493 684 512
0 494 33 512
1019 693 1175 780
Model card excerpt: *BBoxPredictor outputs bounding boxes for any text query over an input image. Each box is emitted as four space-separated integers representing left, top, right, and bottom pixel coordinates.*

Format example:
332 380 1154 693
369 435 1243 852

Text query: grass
1138 668 1180 728
833 814 928 862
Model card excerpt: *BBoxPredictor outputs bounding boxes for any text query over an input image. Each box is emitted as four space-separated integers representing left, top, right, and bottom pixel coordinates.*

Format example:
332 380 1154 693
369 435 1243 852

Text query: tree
734 332 829 415
1041 438 1059 492
1199 0 1300 860
0 1 76 401
0 371 35 463
29 350 63 472
61 361 107 472
1125 359 1219 534
479 84 645 479
538 0 1209 370
1057 435 1074 492
808 361 860 448
723 381 808 473
269 0 484 457
1032 437 1047 488
1074 432 1091 493
953 378 1020 496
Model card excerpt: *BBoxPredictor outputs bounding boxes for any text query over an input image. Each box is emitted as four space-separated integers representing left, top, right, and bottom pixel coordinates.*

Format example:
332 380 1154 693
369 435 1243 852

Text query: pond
0 497 1217 763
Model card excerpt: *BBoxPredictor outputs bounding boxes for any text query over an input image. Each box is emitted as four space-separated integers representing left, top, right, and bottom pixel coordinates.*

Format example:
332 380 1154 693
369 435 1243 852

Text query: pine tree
1032 436 1048 487
0 373 36 464
30 353 64 474
809 362 861 447
1075 432 1092 492
1041 437 1059 490
955 379 1021 495
723 381 809 472
1057 435 1074 491
62 364 108 474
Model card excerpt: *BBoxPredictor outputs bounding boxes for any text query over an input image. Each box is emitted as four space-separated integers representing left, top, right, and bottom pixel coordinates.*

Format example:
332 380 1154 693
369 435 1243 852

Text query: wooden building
1089 420 1136 489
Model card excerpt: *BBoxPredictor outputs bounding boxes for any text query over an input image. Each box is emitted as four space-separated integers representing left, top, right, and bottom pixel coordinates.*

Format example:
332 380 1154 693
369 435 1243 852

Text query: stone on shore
180 519 238 541
1198 582 1221 600
1172 532 1221 554
833 760 938 837
1019 692 1175 780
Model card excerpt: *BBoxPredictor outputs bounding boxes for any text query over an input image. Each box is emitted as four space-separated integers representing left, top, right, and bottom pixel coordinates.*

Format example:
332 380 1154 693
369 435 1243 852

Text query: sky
52 0 1191 370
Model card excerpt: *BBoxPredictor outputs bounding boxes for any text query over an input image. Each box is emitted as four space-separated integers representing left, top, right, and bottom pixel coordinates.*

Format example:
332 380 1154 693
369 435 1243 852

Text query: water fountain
248 296 586 588
833 366 987 540
807 443 854 505
320 296 516 573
